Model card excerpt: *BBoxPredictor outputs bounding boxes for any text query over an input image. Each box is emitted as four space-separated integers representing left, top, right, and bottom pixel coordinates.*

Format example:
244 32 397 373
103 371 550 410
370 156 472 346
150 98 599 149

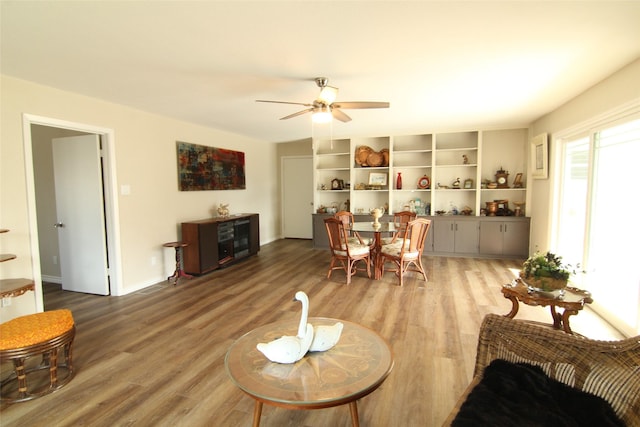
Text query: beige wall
1 75 279 317
528 58 640 253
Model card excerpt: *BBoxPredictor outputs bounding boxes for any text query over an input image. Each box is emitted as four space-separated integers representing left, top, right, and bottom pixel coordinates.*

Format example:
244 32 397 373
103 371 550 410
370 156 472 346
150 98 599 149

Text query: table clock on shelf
417 175 430 189
495 167 510 188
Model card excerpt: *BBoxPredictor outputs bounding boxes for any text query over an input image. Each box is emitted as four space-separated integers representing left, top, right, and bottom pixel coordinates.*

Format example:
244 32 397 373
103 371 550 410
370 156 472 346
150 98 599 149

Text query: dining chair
324 217 371 285
381 210 417 245
334 211 372 246
380 218 431 286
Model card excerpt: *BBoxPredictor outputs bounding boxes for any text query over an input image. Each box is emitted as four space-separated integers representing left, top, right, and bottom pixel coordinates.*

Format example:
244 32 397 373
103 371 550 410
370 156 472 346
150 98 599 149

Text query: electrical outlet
2 297 11 307
53 255 58 265
151 256 157 266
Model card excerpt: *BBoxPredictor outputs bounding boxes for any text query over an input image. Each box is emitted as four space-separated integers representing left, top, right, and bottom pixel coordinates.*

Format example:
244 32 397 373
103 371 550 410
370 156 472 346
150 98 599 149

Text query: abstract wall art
177 141 246 191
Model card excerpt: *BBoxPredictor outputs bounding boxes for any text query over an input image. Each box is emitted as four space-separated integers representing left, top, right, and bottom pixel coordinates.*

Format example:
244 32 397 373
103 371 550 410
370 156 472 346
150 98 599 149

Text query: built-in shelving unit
313 128 528 217
312 128 530 258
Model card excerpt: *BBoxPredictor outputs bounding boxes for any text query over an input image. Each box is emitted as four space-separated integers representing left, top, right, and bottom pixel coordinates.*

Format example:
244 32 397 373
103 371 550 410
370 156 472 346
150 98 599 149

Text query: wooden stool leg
49 348 59 387
13 358 28 398
65 341 74 372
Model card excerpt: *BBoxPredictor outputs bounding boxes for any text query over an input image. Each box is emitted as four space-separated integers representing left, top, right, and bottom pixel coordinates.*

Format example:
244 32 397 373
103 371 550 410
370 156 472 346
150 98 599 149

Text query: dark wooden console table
181 213 259 275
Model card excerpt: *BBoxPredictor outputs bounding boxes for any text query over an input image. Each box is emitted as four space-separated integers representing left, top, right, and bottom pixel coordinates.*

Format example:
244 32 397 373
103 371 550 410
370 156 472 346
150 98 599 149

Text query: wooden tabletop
502 280 593 310
225 317 393 409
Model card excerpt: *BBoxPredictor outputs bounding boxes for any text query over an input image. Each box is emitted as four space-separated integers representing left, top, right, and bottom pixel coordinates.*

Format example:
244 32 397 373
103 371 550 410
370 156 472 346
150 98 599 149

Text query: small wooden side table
501 280 593 334
163 241 192 285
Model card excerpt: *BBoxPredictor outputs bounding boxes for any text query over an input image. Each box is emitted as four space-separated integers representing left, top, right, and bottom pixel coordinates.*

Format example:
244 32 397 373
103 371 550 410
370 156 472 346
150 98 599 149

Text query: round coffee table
225 317 394 427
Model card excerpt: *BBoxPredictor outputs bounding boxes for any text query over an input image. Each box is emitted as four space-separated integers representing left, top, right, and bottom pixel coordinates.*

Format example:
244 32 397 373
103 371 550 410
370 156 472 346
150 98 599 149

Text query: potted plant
520 251 577 292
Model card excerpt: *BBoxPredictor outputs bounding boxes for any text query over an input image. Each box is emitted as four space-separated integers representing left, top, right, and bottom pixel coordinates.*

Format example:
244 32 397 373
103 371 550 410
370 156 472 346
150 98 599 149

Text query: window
555 117 640 336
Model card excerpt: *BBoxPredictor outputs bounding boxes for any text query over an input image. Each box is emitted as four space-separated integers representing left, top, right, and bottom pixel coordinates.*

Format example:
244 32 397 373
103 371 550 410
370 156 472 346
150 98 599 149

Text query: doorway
282 156 313 239
23 115 122 311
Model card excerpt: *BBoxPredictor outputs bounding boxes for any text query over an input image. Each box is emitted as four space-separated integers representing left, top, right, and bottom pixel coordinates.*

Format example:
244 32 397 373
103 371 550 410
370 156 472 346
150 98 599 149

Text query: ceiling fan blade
256 100 313 107
331 108 352 123
332 101 390 109
280 108 314 120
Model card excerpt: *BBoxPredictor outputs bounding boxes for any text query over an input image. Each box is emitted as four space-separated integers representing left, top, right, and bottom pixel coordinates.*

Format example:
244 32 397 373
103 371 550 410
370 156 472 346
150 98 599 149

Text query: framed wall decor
531 133 548 179
177 141 246 191
368 172 387 186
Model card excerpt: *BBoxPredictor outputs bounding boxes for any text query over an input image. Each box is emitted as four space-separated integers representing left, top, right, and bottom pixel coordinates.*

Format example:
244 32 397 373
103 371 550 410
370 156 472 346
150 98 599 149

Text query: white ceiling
2 1 639 143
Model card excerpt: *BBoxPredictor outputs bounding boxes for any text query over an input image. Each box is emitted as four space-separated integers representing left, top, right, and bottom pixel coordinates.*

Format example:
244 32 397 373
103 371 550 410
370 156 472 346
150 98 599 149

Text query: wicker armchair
445 314 640 426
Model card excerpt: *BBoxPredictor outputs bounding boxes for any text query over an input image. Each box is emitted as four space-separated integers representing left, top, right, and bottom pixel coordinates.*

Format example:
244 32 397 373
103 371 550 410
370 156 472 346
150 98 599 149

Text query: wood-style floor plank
0 239 622 426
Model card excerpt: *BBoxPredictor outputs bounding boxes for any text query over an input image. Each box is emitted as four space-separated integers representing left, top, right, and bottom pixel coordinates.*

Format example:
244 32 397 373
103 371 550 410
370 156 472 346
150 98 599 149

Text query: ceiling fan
256 77 389 123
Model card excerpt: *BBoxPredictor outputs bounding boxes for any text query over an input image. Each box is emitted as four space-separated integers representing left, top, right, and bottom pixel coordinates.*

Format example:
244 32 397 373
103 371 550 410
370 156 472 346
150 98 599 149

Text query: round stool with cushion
0 309 75 402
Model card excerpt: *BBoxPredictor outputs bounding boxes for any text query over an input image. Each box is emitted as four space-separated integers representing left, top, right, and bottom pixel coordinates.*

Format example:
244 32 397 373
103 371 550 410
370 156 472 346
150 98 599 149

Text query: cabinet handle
451 224 454 231
500 224 503 232
504 224 507 233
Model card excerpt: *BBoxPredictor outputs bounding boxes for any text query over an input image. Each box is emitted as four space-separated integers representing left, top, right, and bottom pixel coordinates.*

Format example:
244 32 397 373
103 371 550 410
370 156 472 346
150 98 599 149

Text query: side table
162 241 192 285
501 279 593 334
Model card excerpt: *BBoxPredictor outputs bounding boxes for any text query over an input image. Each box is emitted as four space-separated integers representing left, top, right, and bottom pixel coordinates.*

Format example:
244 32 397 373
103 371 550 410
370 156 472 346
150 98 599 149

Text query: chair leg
327 258 335 279
346 259 354 285
416 258 428 281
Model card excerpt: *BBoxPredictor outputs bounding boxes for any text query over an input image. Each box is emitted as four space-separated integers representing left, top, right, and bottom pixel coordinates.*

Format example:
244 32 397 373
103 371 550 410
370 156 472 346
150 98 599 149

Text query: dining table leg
373 232 383 280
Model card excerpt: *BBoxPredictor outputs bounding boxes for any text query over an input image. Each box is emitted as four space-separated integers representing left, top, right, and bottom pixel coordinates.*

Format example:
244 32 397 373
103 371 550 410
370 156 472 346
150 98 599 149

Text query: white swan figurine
256 291 314 364
309 321 343 352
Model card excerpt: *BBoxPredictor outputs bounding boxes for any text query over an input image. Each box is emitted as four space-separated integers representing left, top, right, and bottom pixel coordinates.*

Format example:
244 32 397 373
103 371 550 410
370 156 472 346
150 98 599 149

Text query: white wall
528 58 640 253
1 75 279 318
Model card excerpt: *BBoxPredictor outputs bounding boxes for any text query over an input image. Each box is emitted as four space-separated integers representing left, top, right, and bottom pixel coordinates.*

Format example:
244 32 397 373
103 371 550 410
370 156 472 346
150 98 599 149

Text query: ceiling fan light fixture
312 105 332 123
318 85 338 104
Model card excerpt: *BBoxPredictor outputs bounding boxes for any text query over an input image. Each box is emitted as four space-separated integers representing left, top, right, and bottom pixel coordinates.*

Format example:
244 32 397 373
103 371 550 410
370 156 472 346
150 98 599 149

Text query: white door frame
22 114 123 311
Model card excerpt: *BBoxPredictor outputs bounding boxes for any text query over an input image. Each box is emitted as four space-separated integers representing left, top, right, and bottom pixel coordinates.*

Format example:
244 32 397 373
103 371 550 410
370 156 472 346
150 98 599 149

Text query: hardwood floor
1 239 622 426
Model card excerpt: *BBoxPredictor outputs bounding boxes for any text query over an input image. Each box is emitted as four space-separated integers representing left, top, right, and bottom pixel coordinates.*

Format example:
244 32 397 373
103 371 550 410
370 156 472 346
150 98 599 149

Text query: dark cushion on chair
452 359 624 427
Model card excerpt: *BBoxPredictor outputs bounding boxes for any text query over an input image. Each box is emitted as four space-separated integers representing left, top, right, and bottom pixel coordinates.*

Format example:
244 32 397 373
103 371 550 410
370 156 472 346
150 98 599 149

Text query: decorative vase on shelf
396 173 402 190
485 201 498 216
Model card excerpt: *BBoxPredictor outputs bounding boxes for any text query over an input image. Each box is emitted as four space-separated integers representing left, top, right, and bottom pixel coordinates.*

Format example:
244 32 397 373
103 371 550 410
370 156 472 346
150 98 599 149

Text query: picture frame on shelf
464 179 473 189
531 133 548 179
513 173 523 188
368 172 387 186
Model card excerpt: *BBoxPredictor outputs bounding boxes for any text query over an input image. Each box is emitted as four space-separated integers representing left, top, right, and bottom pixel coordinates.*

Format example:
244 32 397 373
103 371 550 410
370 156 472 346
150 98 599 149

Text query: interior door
52 135 110 295
282 156 313 239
